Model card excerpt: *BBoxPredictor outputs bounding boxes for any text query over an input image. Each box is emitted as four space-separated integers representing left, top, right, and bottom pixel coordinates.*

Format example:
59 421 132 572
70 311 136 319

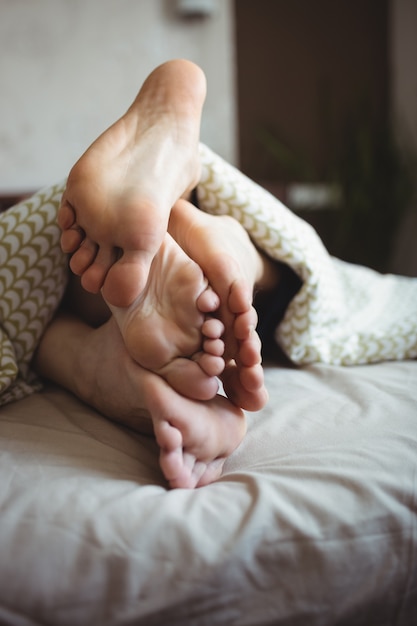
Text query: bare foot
144 373 246 489
64 316 246 489
169 199 275 411
58 59 206 308
107 232 226 402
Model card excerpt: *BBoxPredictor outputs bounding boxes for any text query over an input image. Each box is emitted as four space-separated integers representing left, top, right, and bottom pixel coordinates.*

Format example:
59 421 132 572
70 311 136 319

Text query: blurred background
0 0 416 274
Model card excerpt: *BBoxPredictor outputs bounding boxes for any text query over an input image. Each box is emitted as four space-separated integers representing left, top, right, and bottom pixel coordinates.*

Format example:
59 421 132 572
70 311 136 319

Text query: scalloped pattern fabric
0 182 68 405
197 143 417 365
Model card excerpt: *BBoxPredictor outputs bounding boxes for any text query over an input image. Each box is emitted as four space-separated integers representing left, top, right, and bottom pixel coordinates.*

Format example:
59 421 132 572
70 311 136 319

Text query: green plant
257 105 416 272
333 110 415 271
257 127 316 182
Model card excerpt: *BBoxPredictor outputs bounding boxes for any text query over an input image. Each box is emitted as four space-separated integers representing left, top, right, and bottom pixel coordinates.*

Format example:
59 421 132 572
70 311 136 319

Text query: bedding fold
197 143 417 365
0 183 68 405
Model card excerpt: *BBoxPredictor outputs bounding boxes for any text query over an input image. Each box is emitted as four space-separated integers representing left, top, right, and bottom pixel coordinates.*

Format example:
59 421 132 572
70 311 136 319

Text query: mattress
0 358 416 625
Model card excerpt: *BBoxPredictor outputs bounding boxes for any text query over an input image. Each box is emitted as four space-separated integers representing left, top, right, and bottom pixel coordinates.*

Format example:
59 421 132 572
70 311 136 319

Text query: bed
1 144 416 625
0 356 416 625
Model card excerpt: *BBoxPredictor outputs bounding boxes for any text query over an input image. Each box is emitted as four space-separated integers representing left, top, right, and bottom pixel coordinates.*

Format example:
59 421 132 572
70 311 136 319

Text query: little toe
159 447 209 490
168 454 224 490
195 457 225 488
170 454 206 489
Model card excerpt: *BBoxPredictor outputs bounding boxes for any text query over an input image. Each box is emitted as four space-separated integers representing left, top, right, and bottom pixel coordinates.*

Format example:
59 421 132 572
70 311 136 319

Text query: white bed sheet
0 360 416 626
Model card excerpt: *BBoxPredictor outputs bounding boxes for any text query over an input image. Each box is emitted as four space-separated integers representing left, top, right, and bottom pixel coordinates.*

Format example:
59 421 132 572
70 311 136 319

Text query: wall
390 0 417 275
234 0 391 272
391 0 417 146
234 0 389 181
0 0 237 192
234 0 416 275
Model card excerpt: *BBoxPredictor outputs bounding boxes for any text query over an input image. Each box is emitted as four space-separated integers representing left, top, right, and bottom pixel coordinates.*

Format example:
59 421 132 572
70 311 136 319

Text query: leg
169 199 282 411
33 312 246 489
58 59 206 308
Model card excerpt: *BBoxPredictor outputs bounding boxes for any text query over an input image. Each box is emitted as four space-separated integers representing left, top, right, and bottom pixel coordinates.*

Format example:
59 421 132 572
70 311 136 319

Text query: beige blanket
197 144 417 365
1 359 416 624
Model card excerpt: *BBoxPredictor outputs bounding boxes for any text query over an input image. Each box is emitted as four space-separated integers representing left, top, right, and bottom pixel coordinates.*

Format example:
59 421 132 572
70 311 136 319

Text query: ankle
255 251 282 293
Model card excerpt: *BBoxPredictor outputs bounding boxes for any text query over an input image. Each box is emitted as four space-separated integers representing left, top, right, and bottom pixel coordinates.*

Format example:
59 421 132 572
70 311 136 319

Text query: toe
159 448 188 487
197 287 220 313
156 424 183 454
195 457 225 487
238 333 262 367
57 198 76 230
221 361 268 411
60 225 85 253
228 279 252 314
80 245 118 294
160 358 220 401
203 337 224 357
102 250 154 307
239 362 265 392
69 237 98 275
234 307 258 341
196 351 225 377
202 317 224 340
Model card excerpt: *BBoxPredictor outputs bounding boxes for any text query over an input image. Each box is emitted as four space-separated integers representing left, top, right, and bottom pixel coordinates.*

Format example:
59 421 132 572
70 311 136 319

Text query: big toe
101 250 154 307
221 361 268 411
160 358 220 401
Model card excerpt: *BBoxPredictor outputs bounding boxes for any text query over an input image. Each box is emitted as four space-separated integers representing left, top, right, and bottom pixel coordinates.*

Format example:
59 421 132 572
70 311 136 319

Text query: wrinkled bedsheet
0 359 416 626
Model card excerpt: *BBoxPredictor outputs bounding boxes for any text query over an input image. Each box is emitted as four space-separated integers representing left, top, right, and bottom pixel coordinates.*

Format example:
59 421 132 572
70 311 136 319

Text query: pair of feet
57 60 269 489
